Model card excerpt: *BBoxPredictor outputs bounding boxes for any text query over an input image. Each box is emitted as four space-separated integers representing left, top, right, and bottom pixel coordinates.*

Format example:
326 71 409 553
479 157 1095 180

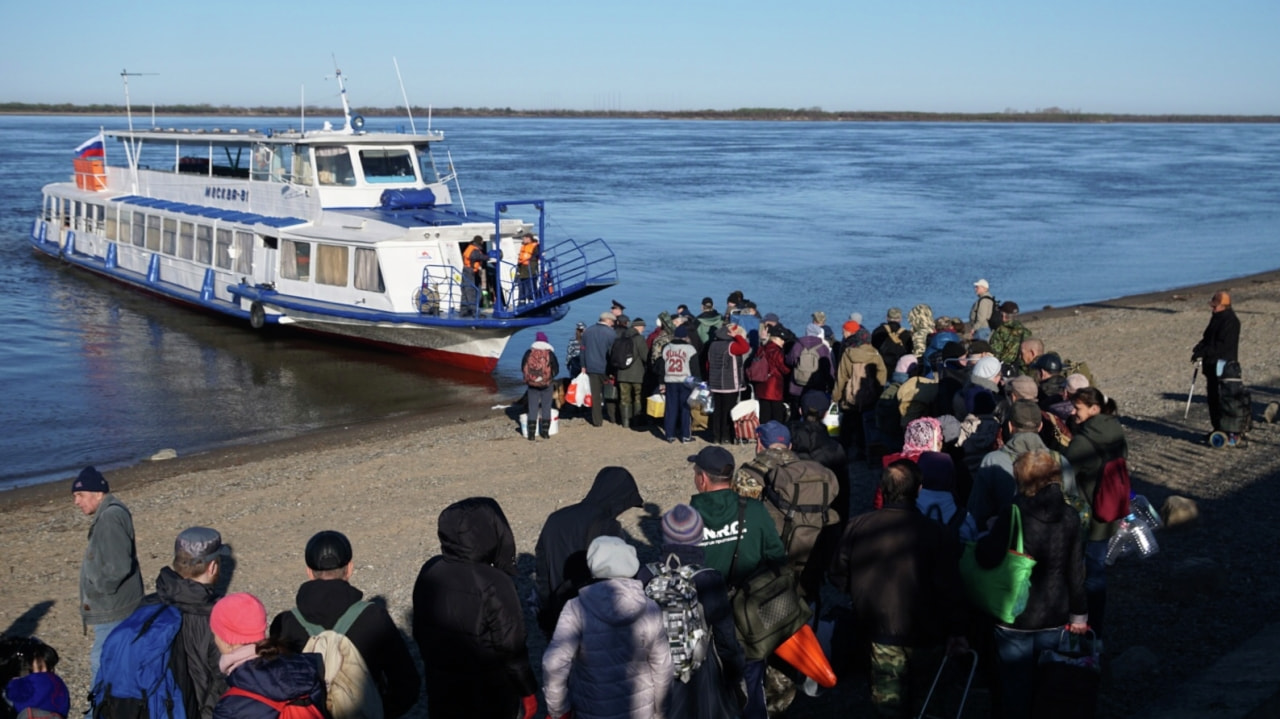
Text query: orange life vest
518 239 539 267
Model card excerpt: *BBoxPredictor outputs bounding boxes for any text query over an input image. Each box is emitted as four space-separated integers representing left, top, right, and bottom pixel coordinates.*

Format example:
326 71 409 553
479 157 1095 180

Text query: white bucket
519 408 560 436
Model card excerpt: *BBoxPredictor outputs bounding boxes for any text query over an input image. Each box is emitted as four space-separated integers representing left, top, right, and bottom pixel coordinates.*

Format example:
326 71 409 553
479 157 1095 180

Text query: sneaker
681 437 694 444
666 438 676 444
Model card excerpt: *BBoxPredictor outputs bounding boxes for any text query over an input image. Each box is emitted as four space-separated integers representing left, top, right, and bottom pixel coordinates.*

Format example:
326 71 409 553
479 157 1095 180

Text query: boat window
315 244 349 287
178 222 195 260
88 204 105 234
211 143 251 178
146 216 162 251
162 218 178 255
315 147 356 186
354 248 384 292
215 228 233 269
233 231 253 274
105 205 119 241
281 240 310 281
196 225 213 264
293 146 313 186
131 212 146 247
416 146 441 183
359 149 416 183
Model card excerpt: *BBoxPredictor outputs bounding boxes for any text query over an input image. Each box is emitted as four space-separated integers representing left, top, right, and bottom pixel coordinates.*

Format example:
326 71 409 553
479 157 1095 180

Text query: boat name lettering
204 186 249 202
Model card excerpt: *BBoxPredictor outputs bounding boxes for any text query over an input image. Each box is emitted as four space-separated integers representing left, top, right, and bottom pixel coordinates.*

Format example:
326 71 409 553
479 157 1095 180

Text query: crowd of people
3 283 1244 719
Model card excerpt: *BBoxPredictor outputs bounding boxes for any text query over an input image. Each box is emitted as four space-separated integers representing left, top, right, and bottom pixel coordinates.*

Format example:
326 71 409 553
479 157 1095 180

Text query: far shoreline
5 264 1278 507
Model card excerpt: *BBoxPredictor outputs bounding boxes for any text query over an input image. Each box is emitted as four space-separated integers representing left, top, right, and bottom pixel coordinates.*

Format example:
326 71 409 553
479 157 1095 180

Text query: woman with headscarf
874 417 944 508
412 498 539 719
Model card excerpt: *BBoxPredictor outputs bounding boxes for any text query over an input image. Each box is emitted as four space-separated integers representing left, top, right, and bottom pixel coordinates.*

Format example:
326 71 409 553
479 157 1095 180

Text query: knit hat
842 320 861 336
757 420 791 447
917 451 957 492
535 331 549 343
805 323 824 338
632 318 646 328
673 325 689 339
972 356 1002 380
887 307 902 322
662 504 705 546
1065 373 1090 393
5 672 70 718
1009 375 1039 400
71 466 108 493
586 536 639 579
800 391 830 415
210 592 267 645
304 530 353 571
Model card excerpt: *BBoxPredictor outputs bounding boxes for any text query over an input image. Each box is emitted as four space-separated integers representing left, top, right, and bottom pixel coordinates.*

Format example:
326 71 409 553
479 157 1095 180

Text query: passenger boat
30 71 618 373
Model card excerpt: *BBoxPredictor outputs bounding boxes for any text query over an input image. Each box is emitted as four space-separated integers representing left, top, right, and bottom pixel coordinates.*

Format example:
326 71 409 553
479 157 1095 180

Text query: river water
2 115 1278 488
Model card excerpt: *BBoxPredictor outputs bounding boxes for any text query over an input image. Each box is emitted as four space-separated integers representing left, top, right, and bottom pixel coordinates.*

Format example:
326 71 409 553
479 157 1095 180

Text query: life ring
249 301 266 329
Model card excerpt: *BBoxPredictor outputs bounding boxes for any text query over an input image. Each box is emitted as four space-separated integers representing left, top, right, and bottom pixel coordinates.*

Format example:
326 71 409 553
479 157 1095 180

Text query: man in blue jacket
581 311 618 427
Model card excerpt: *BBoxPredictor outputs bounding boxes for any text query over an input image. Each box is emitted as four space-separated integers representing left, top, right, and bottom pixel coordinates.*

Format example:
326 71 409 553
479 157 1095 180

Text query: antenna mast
330 55 356 133
392 57 417 135
120 69 158 132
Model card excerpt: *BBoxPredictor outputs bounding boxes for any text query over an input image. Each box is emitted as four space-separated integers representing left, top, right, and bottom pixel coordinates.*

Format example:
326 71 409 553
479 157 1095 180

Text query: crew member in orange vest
516 233 540 305
462 236 487 316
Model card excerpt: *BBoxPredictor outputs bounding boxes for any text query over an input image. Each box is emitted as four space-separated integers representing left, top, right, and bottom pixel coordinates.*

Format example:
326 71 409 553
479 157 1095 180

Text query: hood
530 340 554 351
438 497 518 574
232 653 326 704
576 578 652 627
1005 430 1049 455
795 335 824 350
581 466 644 518
689 488 740 530
154 566 218 615
293 578 365 628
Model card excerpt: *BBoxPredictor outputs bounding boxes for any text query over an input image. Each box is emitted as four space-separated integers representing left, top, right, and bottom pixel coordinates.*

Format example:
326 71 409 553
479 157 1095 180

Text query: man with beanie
143 527 226 719
270 531 421 718
72 466 143 679
522 331 560 440
582 311 618 426
1191 290 1242 440
535 467 644 635
689 446 785 719
970 400 1076 530
543 536 671 719
953 355 1003 419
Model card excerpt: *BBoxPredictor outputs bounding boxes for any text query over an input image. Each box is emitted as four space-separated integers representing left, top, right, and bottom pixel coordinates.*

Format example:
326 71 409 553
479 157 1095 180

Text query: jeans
1084 539 1108 637
742 659 768 719
527 385 553 433
665 382 693 440
90 618 124 681
993 625 1062 719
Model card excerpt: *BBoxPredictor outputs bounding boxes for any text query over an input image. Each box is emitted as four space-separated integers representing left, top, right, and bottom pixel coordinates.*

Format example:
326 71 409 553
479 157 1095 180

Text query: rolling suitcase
1031 629 1101 719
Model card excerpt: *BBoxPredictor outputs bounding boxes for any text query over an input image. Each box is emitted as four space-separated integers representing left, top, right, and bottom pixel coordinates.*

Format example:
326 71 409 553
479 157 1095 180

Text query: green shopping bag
958 504 1037 623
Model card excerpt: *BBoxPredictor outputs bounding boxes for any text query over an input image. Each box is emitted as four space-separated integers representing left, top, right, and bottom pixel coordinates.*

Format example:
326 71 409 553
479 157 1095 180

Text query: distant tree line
1 102 1276 123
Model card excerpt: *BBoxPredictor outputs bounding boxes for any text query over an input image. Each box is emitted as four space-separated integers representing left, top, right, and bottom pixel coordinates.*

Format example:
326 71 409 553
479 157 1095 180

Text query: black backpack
609 335 635 372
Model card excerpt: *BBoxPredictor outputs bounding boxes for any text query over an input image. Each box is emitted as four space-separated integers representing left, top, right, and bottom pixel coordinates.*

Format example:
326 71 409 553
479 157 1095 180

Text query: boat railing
417 264 486 319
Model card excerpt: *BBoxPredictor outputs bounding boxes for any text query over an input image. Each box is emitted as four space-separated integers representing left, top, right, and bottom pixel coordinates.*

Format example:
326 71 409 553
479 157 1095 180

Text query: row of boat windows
55 201 385 292
159 144 426 187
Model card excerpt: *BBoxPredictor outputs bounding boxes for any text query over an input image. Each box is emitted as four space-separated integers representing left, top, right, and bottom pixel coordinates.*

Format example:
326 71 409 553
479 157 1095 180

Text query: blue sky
5 0 1277 114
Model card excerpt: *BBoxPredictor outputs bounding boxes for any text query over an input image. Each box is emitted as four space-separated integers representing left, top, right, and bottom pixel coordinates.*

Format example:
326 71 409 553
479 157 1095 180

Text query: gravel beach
3 271 1278 718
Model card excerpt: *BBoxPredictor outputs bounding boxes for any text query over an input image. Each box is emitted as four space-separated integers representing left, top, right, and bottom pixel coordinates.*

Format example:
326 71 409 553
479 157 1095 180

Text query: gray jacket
80 493 144 625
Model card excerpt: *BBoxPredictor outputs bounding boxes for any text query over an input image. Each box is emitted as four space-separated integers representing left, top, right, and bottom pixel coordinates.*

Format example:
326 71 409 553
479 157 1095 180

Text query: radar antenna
120 69 158 132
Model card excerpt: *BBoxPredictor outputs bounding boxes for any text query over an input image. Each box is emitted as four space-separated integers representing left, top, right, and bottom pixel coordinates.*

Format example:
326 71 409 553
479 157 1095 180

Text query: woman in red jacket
750 330 792 425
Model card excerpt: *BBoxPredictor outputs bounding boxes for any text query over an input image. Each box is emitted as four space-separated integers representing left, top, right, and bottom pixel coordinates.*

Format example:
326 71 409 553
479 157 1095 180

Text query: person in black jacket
150 527 226 719
270 531 421 718
412 498 539 719
1191 290 1241 437
976 450 1087 719
534 466 644 635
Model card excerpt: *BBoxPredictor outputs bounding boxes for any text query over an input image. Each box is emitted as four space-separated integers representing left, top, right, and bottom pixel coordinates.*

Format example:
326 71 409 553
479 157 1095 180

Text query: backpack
875 382 903 437
792 344 821 386
523 347 552 388
761 458 839 570
983 295 1000 330
90 603 187 719
608 334 635 372
643 555 713 684
696 315 722 344
745 353 771 384
925 503 971 544
221 687 325 719
1080 435 1131 523
289 602 383 719
841 360 881 411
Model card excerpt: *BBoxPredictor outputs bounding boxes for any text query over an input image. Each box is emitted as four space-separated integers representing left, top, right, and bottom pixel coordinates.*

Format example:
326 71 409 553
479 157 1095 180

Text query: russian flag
74 132 105 159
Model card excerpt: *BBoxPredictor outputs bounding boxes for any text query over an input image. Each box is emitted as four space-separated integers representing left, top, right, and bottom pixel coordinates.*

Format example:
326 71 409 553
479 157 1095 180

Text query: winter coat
976 485 1087 630
213 652 327 719
535 468 644 634
705 326 750 393
80 493 144 625
828 503 967 646
750 341 790 401
150 567 224 719
835 343 888 410
616 329 649 384
271 579 422 718
543 579 672 719
1194 307 1240 364
690 489 786 585
969 431 1076 530
871 321 913 368
1064 412 1128 542
786 335 835 396
412 497 537 719
521 341 561 387
582 322 617 375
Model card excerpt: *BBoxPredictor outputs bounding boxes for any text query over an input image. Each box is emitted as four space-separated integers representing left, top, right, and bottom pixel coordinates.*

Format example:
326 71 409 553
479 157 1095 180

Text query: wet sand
3 270 1278 718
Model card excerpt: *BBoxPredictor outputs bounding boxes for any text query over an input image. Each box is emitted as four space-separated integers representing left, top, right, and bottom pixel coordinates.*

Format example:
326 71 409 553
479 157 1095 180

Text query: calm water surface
2 115 1277 488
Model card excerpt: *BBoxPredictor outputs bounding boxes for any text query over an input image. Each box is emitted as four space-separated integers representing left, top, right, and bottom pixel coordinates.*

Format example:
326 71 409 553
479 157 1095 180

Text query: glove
520 694 538 719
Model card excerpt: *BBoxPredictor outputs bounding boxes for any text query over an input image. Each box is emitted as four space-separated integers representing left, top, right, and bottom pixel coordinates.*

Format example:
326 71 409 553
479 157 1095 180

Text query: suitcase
917 649 977 719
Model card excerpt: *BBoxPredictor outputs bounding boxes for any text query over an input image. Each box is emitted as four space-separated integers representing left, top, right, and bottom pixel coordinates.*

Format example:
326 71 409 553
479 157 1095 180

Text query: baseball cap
688 446 735 478
174 527 223 564
1010 400 1043 430
304 530 353 571
974 279 990 289
999 301 1020 315
757 420 791 447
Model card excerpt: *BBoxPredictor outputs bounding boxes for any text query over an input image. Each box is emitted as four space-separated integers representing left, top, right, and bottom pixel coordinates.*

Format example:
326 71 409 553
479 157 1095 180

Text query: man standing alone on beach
1191 290 1241 438
73 466 144 679
969 279 997 338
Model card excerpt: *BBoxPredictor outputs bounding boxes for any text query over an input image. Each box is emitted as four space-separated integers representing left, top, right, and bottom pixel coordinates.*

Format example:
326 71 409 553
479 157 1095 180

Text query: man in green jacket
73 466 144 679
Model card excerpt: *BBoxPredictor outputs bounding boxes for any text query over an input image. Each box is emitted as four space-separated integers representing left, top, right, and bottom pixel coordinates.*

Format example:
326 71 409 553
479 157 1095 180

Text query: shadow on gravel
1120 415 1207 444
0 600 54 637
1076 302 1181 314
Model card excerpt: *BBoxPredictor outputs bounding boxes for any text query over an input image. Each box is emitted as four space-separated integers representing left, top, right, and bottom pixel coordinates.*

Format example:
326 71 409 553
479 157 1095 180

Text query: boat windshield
359 149 416 184
315 146 356 186
416 145 442 184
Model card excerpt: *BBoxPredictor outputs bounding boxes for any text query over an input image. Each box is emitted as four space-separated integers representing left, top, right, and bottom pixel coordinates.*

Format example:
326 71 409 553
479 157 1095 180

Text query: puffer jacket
976 485 1087 630
214 652 326 719
413 498 537 719
543 579 672 719
705 326 749 393
750 340 790 401
150 567 224 719
80 493 144 625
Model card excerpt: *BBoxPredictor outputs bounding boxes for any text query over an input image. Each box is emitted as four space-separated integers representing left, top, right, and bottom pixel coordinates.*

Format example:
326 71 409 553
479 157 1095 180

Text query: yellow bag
646 394 666 418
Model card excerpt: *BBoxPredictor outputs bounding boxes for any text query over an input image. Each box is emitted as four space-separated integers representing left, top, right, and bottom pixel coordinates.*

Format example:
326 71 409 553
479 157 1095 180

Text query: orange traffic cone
774 624 836 688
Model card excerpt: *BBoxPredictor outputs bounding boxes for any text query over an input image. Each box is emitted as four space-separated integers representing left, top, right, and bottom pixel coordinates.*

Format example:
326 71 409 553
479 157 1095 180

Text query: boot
527 422 537 441
620 404 633 429
539 427 550 439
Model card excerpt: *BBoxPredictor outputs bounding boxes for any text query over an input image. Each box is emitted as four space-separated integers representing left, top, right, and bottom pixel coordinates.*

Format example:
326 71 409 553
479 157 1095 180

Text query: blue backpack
90 603 187 719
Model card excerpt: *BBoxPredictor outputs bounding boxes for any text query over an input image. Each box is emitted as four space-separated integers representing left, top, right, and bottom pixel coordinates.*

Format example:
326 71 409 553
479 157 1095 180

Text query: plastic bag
566 372 593 408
